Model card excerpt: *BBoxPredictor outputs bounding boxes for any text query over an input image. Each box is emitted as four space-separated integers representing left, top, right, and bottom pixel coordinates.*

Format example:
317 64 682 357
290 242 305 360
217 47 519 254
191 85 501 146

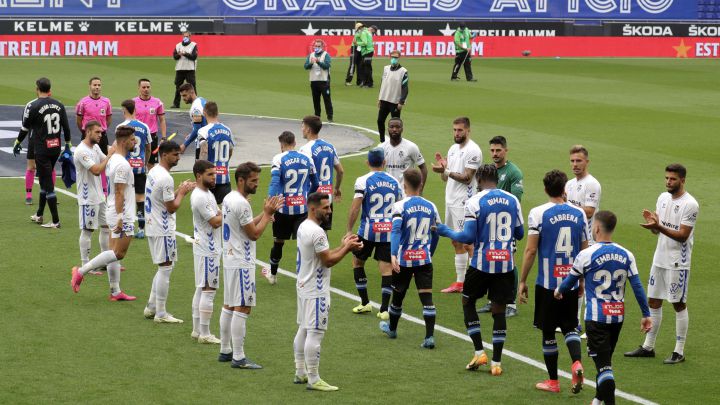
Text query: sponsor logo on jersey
602 302 624 316
403 249 427 261
553 264 572 277
486 249 510 262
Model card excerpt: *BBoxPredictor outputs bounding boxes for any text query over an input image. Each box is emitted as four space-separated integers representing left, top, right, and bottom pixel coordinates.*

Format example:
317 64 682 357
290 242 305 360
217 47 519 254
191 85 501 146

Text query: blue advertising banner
0 0 702 20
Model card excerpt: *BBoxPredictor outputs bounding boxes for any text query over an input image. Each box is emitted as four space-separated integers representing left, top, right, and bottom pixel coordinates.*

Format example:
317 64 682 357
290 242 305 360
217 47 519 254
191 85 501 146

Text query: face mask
390 57 399 65
314 47 322 53
182 37 190 45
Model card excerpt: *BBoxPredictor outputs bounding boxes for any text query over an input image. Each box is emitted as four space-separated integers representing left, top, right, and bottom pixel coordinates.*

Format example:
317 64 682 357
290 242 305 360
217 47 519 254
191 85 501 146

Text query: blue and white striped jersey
269 150 318 215
355 171 401 243
118 118 151 175
571 242 639 324
528 202 589 290
465 188 524 273
299 138 339 202
391 196 441 267
201 123 234 185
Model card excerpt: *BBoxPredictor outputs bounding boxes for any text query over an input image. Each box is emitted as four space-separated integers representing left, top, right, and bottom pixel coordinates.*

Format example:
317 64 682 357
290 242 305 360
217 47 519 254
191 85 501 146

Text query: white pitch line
29 150 657 405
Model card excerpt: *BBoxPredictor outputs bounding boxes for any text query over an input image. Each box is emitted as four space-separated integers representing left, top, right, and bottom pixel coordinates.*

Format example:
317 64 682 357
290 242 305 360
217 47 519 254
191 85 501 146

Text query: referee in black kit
13 77 72 228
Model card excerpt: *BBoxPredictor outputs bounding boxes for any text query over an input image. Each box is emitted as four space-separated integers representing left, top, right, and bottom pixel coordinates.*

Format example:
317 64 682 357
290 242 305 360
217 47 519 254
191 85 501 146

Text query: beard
243 184 257 195
315 212 331 228
454 135 466 144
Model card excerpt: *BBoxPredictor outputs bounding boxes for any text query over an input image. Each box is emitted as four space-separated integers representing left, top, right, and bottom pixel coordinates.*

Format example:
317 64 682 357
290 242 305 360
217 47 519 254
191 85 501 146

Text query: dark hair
193 159 215 177
489 135 507 148
665 163 686 179
476 164 498 185
159 141 180 156
543 169 568 198
204 101 218 118
278 131 295 145
594 210 617 233
121 99 135 115
302 115 322 135
389 50 401 57
235 162 261 183
404 168 422 191
569 145 588 157
138 78 151 86
308 192 330 207
178 83 195 93
85 120 102 132
115 125 135 140
88 77 101 84
36 77 51 93
388 117 403 126
453 116 470 128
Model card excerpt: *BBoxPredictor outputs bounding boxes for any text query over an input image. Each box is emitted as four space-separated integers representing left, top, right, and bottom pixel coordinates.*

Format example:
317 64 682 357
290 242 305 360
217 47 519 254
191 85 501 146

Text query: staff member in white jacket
172 31 198 109
304 39 333 123
376 50 408 143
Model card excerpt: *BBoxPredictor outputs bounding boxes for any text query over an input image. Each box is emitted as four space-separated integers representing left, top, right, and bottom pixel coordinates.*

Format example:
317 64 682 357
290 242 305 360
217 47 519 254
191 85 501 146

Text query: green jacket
497 161 524 202
357 28 374 56
454 27 471 53
352 29 362 47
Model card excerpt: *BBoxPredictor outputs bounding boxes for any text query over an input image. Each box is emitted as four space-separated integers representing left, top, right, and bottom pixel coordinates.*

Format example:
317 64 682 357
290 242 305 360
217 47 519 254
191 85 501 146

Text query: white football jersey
652 192 699 270
106 154 136 223
73 141 106 206
145 165 176 237
296 219 331 299
191 188 222 257
565 174 602 243
222 191 256 269
445 139 482 207
381 138 425 187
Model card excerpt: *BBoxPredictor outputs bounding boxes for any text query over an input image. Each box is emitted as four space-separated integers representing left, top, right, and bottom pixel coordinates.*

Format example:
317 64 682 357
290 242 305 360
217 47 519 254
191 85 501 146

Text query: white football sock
643 307 663 350
674 308 688 355
154 265 173 317
305 330 325 384
79 229 92 265
192 288 201 334
219 308 233 354
147 271 159 312
293 327 307 377
199 290 216 336
231 311 248 361
79 250 117 276
107 261 121 294
455 253 468 283
99 227 110 252
577 296 583 326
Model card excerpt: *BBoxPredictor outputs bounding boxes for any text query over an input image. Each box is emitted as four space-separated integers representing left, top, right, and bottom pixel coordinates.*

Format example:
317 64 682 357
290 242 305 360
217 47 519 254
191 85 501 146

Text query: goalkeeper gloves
64 142 72 155
12 140 22 157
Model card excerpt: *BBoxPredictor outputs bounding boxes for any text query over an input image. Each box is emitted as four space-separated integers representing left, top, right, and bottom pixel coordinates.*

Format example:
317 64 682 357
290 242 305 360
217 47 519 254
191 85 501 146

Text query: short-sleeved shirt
144 165 176 237
497 161 524 202
465 188 524 273
222 191 256 269
76 95 112 131
73 141 106 206
527 202 589 290
571 242 639 324
381 138 425 187
270 150 317 216
191 188 221 257
565 174 601 243
391 196 441 267
296 219 331 299
354 171 402 243
299 138 340 202
118 119 151 175
200 123 234 185
652 192 699 270
132 96 164 134
445 140 482 207
106 154 136 223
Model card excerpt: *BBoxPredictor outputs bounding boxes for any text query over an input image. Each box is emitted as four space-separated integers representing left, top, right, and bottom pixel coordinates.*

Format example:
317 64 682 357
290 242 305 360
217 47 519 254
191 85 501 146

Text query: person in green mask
376 50 409 143
451 22 477 82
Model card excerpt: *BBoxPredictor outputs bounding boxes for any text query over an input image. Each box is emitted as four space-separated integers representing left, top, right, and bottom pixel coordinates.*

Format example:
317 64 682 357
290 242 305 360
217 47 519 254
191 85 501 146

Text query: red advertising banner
0 35 717 58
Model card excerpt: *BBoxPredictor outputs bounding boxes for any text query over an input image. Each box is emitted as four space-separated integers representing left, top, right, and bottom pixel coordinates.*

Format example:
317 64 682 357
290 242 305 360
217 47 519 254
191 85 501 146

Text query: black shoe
171 104 180 109
218 352 233 362
624 346 655 358
451 77 460 81
467 78 478 82
327 118 333 123
663 352 685 364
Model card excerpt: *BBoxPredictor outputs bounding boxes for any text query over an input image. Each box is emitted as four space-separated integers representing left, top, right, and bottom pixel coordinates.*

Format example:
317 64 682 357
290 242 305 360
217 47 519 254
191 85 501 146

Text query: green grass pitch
0 57 718 404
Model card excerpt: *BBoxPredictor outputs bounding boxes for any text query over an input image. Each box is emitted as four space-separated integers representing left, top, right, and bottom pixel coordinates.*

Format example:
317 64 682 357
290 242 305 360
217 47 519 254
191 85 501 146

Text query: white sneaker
40 222 61 229
198 334 221 344
262 267 277 285
30 214 43 224
191 331 200 340
143 307 156 319
581 333 587 339
154 314 184 324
